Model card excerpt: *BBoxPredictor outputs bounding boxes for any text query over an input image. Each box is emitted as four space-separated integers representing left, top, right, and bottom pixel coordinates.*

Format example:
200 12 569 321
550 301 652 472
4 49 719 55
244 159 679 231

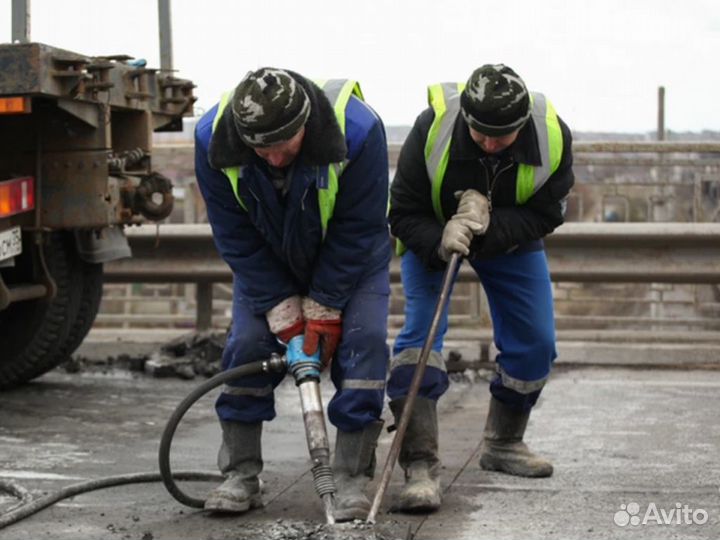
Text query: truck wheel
57 256 103 359
0 232 83 389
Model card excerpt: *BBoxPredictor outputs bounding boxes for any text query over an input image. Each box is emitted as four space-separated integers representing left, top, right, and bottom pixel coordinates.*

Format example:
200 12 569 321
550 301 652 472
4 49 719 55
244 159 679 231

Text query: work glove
266 295 304 343
438 190 491 262
454 189 490 234
302 297 342 369
438 217 478 261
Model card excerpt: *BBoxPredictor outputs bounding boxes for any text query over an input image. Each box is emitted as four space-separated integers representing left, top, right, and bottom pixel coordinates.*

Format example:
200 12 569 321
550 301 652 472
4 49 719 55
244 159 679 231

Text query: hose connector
262 353 287 374
286 335 321 384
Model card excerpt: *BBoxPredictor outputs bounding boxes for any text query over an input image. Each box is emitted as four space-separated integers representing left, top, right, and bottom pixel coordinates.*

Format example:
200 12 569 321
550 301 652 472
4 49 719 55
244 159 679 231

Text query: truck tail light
0 177 35 218
0 97 31 114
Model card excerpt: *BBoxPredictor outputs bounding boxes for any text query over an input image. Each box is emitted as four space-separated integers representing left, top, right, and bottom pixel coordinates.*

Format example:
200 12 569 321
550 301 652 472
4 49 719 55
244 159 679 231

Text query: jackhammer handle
367 252 461 523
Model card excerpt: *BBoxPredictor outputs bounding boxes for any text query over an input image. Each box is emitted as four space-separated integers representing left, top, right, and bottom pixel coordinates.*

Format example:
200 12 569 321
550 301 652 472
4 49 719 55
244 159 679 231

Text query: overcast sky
2 0 719 132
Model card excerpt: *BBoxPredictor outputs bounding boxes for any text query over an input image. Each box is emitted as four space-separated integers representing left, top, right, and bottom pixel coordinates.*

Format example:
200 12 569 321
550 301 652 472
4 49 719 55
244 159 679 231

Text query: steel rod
367 252 460 524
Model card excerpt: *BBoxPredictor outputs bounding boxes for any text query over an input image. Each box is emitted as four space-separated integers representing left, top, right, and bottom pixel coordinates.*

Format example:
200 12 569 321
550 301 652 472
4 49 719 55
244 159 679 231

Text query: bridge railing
103 222 720 332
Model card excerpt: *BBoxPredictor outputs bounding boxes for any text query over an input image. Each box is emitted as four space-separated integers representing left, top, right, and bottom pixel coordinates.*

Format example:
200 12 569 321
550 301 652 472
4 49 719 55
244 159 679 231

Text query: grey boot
479 397 553 477
332 420 384 522
389 397 442 513
205 420 264 513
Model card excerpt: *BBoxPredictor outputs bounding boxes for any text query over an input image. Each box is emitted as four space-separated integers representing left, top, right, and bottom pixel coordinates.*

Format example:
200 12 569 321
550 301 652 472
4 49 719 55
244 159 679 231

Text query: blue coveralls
194 90 392 433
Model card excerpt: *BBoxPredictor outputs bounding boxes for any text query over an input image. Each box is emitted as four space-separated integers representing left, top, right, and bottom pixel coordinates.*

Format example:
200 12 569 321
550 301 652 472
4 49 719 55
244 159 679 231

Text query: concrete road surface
1 364 719 539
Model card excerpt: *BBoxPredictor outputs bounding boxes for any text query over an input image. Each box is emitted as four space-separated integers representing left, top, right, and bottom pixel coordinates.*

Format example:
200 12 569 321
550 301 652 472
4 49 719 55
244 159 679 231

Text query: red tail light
0 177 35 218
0 97 31 114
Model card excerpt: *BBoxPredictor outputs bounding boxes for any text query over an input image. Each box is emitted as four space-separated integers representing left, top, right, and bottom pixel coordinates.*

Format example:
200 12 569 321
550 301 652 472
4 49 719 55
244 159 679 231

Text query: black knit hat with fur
231 67 311 147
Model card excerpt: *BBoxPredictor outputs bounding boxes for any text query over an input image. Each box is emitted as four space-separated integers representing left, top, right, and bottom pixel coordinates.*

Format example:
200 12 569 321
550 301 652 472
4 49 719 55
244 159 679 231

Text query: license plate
0 226 22 262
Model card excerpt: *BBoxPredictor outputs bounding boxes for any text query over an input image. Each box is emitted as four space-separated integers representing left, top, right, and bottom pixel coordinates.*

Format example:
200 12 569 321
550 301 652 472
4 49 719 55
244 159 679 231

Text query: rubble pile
66 330 228 380
65 330 487 381
221 519 404 540
142 331 227 379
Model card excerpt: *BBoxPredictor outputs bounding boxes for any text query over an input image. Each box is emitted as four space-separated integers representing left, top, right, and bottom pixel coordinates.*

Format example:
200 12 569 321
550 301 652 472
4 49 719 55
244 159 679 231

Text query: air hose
158 357 285 508
0 471 222 530
0 361 273 531
1 351 337 530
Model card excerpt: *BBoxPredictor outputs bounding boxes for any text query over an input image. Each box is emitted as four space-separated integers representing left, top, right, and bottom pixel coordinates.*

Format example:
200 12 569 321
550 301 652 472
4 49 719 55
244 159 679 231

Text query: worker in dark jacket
388 64 574 512
195 68 391 521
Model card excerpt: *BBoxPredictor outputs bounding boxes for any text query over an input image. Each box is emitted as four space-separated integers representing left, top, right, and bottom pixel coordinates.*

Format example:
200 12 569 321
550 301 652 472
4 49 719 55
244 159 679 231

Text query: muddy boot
389 397 441 513
205 420 264 513
479 397 553 477
332 420 384 522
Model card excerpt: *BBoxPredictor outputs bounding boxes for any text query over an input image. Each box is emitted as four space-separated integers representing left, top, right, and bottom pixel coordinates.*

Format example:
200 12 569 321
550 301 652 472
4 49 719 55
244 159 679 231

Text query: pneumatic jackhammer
158 334 337 523
285 335 336 524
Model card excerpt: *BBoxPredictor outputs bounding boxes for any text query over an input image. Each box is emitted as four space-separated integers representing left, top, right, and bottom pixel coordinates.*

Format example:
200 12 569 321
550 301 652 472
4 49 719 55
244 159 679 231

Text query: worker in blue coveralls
388 64 574 512
194 68 391 521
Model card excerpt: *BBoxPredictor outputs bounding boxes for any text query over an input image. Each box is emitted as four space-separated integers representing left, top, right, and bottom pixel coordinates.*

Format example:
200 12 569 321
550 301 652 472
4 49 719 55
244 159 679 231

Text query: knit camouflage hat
460 64 531 136
231 68 311 147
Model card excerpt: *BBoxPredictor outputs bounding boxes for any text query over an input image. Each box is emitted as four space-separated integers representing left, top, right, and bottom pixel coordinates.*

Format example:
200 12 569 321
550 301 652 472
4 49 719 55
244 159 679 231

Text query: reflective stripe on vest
212 91 246 210
425 83 563 224
210 79 364 238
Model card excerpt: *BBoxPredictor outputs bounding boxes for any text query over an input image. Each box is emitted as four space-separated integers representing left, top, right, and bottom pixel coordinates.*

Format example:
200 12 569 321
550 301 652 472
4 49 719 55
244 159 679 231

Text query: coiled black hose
0 360 274 530
0 471 221 530
158 360 275 508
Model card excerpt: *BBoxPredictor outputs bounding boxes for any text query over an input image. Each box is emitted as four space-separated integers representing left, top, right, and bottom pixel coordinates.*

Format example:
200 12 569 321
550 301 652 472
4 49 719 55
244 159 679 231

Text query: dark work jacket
389 106 574 271
195 73 391 314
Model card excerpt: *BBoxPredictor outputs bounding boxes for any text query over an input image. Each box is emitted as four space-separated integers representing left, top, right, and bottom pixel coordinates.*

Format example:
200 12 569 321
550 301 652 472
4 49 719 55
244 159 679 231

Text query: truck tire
0 232 83 389
57 256 103 359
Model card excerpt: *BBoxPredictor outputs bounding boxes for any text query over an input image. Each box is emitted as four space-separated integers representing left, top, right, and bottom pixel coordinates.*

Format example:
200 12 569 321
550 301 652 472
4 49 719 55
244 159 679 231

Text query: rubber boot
205 420 264 513
389 397 441 513
332 420 384 522
479 397 553 477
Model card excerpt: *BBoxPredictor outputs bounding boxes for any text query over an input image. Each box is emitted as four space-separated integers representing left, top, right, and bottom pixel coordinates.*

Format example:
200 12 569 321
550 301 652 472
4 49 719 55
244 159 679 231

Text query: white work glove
266 295 304 343
454 189 490 234
438 217 477 261
437 190 491 262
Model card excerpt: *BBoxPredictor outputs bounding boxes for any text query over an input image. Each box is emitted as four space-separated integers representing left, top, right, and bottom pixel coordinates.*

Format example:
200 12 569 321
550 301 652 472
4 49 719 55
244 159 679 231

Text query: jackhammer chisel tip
322 494 335 524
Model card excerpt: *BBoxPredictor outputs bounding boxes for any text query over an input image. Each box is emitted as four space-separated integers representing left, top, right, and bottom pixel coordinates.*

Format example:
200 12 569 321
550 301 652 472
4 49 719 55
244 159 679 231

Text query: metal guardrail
159 140 720 168
155 140 720 151
565 141 720 153
387 141 720 168
104 223 720 330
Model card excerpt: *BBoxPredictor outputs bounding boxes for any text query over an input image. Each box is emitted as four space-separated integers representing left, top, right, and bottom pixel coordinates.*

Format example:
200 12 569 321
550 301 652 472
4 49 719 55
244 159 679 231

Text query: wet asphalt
1 359 719 540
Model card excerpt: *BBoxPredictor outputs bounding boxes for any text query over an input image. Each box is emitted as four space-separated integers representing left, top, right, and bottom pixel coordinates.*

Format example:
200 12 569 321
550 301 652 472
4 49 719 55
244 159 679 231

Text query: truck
0 5 194 388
